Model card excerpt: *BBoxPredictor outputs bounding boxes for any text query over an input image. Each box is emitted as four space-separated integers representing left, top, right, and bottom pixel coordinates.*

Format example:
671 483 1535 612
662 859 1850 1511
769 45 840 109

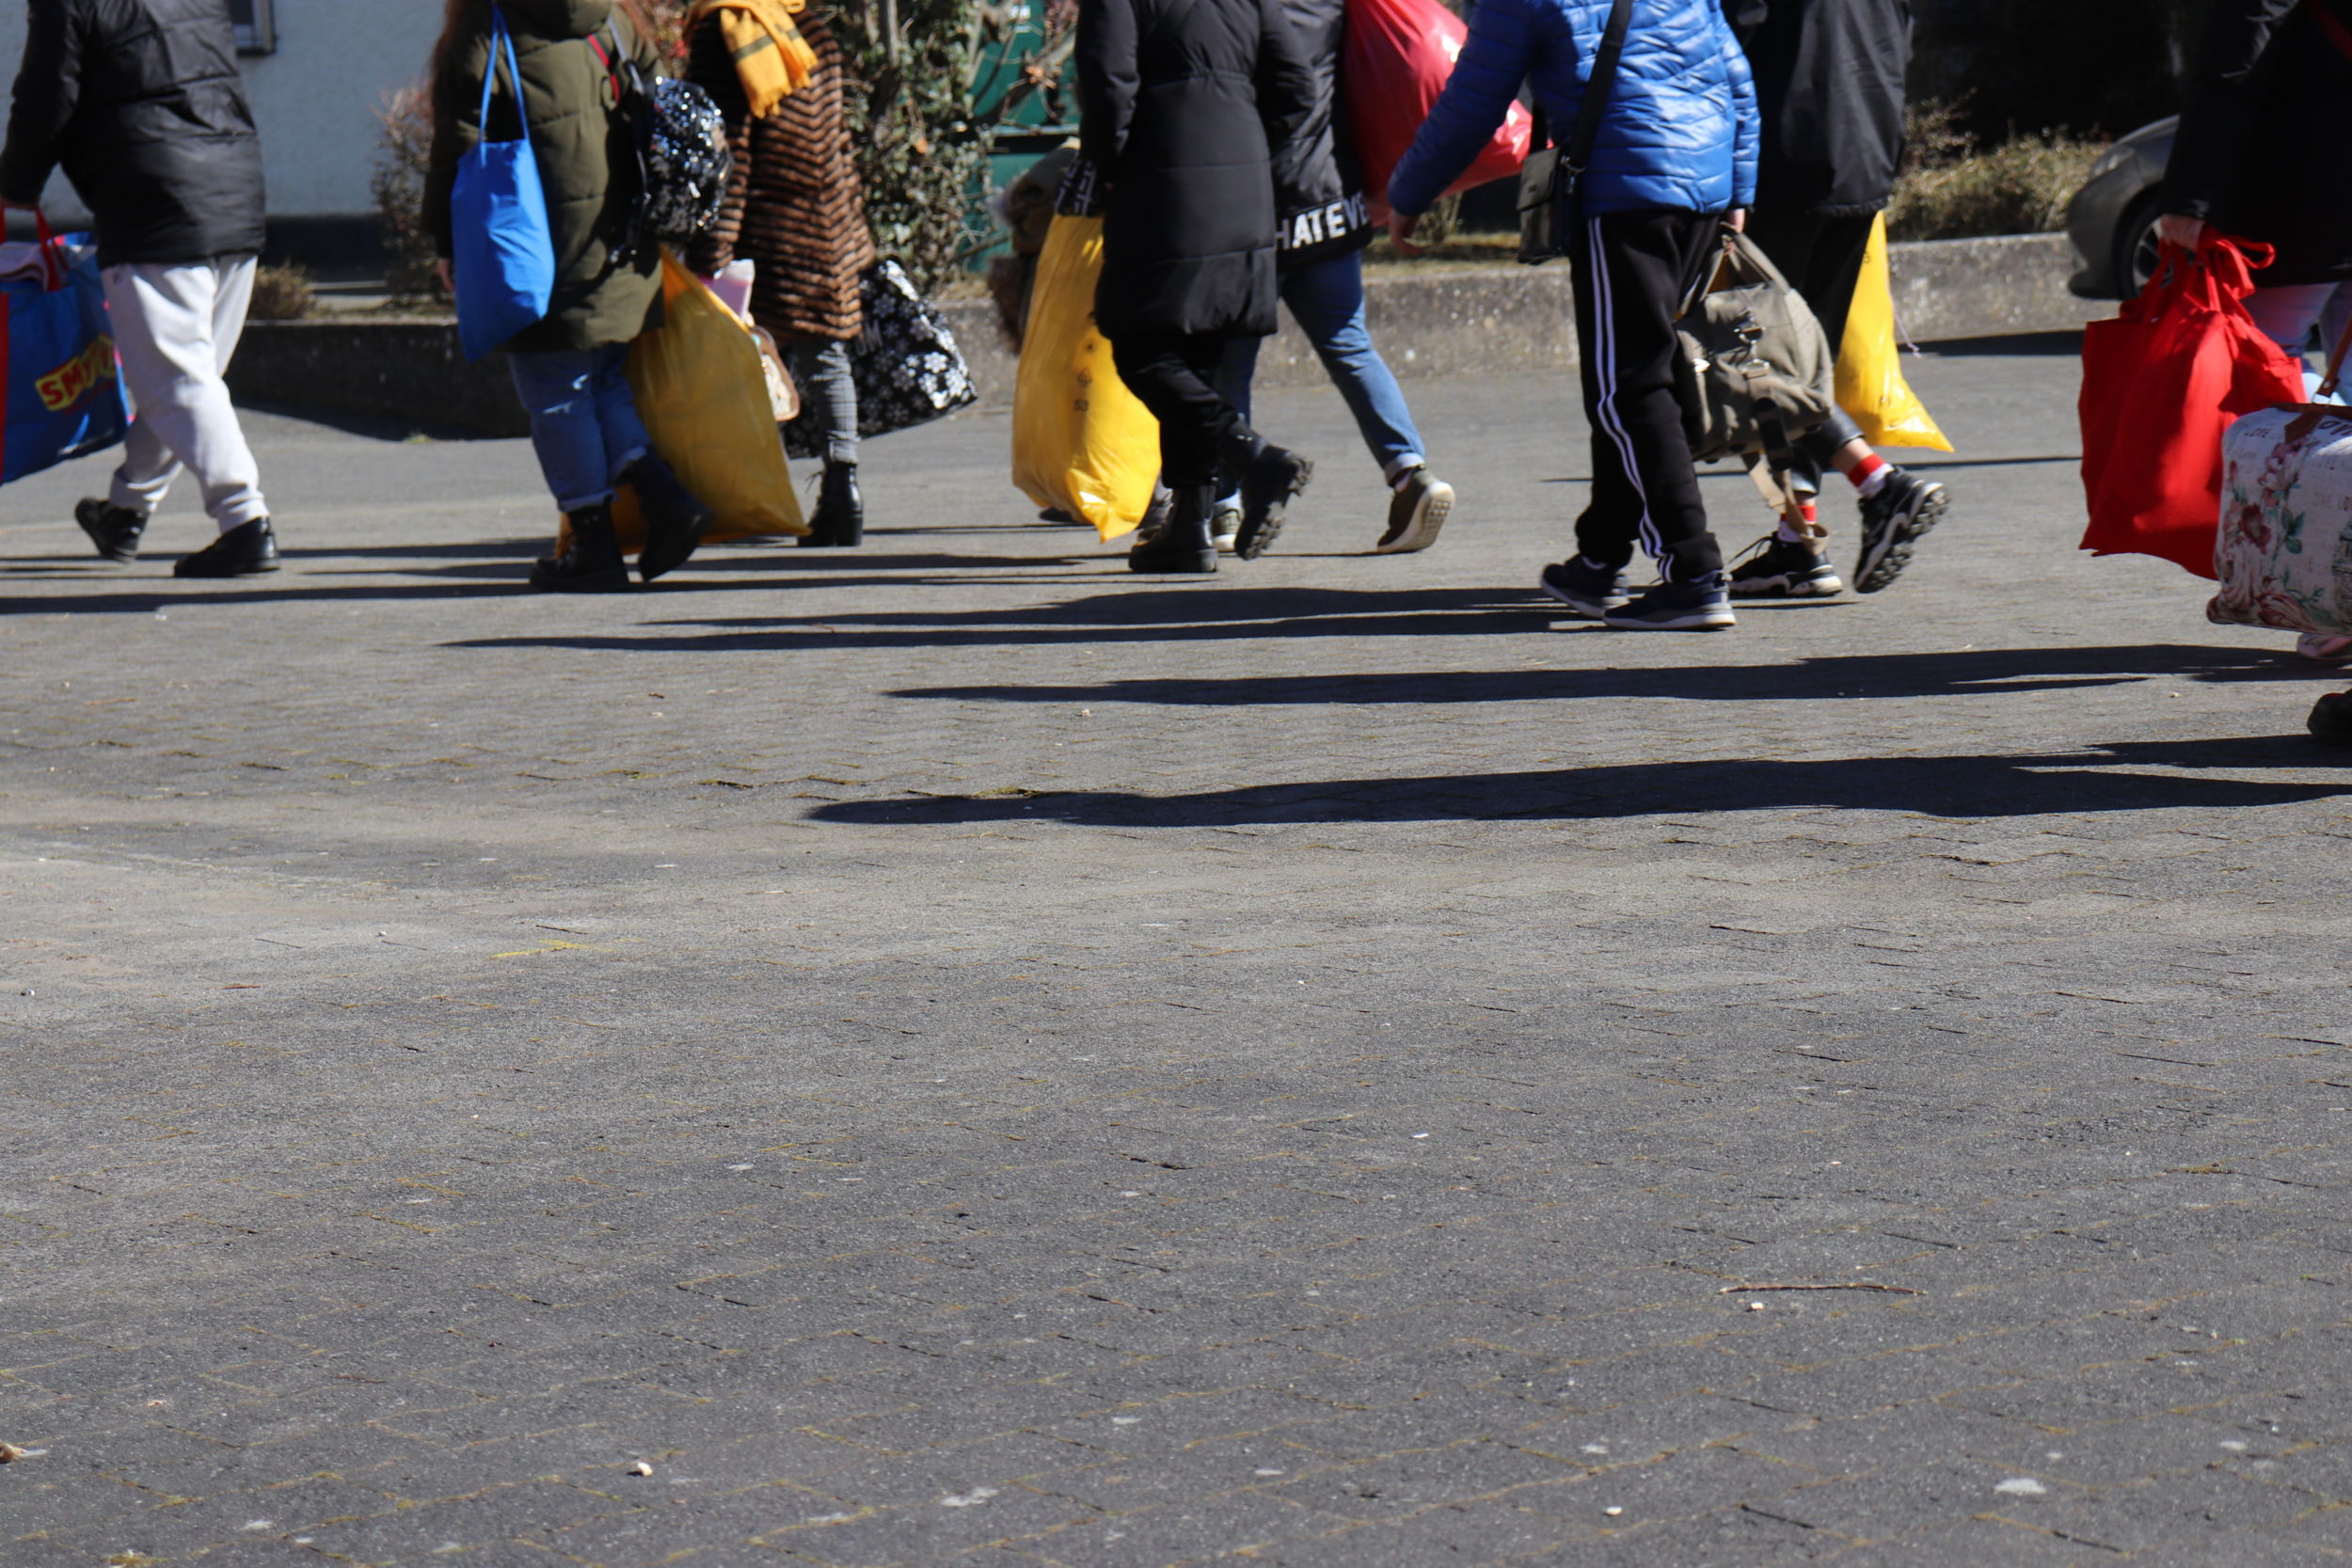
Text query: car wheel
2116 195 2167 298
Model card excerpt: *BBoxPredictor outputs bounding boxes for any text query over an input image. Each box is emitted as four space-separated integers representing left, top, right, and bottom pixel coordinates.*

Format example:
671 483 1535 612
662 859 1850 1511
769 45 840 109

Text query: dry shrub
373 83 440 300
1888 102 2107 242
247 264 316 322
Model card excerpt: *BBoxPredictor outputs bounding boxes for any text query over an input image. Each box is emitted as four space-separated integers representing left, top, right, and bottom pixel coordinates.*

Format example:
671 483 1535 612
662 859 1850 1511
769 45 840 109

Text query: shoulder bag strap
1561 0 1634 185
2319 307 2352 403
481 6 526 135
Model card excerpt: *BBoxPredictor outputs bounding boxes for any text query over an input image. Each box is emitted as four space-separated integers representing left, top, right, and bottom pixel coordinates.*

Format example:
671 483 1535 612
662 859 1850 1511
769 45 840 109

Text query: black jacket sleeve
2161 0 2296 220
0 0 85 208
1075 0 1139 173
1253 0 1316 156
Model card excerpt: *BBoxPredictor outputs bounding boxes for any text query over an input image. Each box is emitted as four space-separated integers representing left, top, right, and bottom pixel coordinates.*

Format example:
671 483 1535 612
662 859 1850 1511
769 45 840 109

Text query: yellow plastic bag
1011 214 1160 541
1835 214 1953 453
608 250 806 550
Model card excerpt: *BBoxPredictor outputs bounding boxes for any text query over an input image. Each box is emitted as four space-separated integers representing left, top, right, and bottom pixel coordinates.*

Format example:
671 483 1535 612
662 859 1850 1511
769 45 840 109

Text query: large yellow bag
1835 214 1953 453
1011 214 1160 541
608 251 805 549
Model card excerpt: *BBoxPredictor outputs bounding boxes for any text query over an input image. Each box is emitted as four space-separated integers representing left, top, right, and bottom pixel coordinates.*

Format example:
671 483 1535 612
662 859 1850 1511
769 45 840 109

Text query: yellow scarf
688 0 818 119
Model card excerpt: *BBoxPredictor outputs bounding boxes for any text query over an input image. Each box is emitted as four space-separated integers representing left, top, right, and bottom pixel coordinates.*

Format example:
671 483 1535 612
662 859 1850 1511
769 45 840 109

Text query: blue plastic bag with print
453 6 556 360
0 225 130 483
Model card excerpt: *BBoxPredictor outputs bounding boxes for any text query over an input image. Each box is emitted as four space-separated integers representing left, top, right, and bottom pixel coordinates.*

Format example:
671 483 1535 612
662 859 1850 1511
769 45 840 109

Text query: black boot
623 452 711 583
75 498 147 562
1234 443 1314 561
531 500 631 592
1128 483 1218 574
174 518 280 578
801 461 863 547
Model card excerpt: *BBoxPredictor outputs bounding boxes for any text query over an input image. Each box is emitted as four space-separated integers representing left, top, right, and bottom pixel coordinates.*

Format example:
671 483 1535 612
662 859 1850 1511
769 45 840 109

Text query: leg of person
101 260 277 577
509 348 632 592
1111 330 1236 573
78 417 173 562
1280 250 1452 553
792 340 863 547
1207 337 1264 552
1568 209 1732 631
591 342 707 583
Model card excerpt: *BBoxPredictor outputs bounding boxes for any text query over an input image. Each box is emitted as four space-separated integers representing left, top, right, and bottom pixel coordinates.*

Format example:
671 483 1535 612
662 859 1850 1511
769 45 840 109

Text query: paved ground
5 337 2352 1568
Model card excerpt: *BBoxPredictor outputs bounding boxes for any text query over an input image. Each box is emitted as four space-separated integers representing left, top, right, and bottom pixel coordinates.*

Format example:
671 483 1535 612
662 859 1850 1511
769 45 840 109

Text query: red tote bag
1344 0 1533 223
2078 236 2306 578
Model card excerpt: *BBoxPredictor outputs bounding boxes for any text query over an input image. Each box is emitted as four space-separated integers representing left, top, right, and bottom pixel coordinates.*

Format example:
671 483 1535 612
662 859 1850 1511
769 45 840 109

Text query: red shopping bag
2079 236 2306 578
1344 0 1534 223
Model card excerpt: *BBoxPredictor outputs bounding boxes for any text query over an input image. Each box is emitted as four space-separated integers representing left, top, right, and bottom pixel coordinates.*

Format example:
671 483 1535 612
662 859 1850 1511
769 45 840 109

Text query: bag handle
1559 0 1634 183
479 5 526 136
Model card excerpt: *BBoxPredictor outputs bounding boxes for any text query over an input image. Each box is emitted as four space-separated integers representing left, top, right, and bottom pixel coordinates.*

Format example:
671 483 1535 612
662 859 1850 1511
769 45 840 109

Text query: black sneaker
173 518 280 578
2311 692 2352 748
1375 467 1454 554
1538 557 1630 618
75 498 147 562
1234 445 1313 560
1853 468 1947 594
1604 574 1736 630
1727 536 1843 598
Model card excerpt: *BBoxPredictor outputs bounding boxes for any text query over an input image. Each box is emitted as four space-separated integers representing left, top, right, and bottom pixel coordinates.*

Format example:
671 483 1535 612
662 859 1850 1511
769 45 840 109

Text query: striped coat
683 13 876 344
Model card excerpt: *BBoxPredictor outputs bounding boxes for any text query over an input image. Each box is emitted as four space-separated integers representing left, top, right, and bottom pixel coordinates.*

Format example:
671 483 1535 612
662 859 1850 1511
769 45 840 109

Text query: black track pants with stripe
1568 209 1726 584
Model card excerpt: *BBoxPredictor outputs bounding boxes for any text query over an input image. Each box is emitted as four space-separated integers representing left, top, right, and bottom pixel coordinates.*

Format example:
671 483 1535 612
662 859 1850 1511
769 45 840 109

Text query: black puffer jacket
1733 0 1909 217
0 0 265 267
2161 0 2352 287
1076 0 1317 338
1272 0 1372 269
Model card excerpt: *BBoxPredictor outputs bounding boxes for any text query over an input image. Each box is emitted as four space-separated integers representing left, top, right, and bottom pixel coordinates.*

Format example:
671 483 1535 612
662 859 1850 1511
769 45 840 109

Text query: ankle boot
1128 483 1217 574
622 452 711 582
532 500 632 592
801 461 863 547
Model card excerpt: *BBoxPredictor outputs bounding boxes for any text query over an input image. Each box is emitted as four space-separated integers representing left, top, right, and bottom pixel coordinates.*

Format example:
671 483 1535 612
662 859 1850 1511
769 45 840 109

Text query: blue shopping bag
453 6 555 361
0 226 130 483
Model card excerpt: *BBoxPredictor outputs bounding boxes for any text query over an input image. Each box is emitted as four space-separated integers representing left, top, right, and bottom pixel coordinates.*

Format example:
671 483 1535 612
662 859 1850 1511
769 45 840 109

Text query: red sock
1775 501 1819 544
1847 452 1889 490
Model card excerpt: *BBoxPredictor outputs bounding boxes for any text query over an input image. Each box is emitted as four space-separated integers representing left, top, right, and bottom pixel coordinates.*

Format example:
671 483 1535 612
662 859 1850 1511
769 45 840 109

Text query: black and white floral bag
785 259 977 457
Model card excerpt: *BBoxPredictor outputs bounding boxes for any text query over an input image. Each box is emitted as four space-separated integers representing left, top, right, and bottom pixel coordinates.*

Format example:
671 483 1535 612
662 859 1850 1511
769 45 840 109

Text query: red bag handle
0 200 64 290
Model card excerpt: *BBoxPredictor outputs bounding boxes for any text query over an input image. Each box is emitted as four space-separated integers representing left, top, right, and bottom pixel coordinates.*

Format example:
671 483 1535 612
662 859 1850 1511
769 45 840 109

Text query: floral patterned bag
785 259 977 458
2208 319 2352 635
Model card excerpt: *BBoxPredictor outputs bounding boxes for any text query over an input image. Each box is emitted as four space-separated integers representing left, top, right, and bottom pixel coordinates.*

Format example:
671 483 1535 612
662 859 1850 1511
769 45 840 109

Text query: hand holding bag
1517 0 1630 265
2078 234 2306 578
452 6 556 361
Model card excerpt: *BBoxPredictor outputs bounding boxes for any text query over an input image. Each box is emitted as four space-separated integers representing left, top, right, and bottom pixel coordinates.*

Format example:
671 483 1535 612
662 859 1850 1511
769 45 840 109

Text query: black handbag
784 259 979 457
1516 0 1633 265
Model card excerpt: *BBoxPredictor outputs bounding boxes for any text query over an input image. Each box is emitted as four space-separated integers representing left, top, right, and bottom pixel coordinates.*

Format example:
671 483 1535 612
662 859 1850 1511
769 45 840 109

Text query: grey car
2066 116 2177 299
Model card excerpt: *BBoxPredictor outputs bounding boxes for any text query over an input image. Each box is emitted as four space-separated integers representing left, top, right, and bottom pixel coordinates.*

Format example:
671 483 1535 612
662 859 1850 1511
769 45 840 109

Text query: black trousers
1744 208 1873 481
1108 330 1254 487
1568 208 1726 583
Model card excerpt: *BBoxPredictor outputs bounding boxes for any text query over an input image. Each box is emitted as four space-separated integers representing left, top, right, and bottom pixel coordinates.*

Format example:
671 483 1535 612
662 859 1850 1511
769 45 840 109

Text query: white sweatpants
102 257 268 531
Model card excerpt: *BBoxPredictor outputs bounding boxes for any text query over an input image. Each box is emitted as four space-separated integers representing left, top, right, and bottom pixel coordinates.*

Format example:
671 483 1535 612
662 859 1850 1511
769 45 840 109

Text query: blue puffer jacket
1388 0 1757 220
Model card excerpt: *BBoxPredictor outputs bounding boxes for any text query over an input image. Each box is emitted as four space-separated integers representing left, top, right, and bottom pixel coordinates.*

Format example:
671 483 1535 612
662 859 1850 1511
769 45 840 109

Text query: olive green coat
425 0 663 354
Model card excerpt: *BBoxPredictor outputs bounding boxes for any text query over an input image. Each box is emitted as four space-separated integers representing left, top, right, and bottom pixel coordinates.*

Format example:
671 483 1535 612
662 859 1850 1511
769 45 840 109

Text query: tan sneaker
1375 467 1453 554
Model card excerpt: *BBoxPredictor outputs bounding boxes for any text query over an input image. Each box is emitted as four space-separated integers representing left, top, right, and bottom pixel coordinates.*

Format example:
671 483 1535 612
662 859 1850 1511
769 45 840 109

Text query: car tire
2115 193 2168 299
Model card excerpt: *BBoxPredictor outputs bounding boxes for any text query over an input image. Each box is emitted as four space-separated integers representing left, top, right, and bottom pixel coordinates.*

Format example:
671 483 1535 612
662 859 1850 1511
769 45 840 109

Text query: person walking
2 0 278 577
682 0 875 548
1725 0 1948 599
425 0 712 592
2158 0 2352 673
1387 0 1756 629
1212 0 1454 557
1076 0 1320 573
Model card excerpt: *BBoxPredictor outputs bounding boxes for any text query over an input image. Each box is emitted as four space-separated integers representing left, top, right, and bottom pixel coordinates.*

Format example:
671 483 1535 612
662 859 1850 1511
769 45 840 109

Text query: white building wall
0 0 439 221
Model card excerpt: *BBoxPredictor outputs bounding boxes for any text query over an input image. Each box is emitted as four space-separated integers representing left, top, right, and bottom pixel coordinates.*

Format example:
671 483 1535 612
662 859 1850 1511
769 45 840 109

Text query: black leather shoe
75 498 147 562
531 501 632 593
1235 445 1313 560
173 518 279 578
801 461 863 547
623 453 711 583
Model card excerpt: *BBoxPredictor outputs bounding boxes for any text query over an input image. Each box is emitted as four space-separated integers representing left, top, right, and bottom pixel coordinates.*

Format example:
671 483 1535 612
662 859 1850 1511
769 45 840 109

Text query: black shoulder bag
1516 0 1633 265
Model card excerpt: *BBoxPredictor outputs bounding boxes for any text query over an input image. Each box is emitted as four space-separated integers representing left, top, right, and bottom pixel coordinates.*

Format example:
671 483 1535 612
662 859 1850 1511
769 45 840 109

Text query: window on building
229 0 276 55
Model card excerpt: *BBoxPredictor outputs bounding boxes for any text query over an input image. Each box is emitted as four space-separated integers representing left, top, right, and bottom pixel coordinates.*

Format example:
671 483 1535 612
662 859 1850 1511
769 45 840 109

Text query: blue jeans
507 345 652 510
1219 247 1426 485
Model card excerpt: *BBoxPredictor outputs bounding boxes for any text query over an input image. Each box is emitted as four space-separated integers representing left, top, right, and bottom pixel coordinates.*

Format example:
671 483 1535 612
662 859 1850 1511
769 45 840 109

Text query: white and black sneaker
1375 467 1454 553
1854 468 1947 594
1210 499 1242 555
1539 556 1630 618
1603 573 1736 630
1727 536 1843 598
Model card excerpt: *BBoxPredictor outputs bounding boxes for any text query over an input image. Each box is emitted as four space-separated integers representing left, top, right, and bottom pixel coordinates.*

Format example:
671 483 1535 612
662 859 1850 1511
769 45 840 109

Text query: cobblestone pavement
6 336 2352 1568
